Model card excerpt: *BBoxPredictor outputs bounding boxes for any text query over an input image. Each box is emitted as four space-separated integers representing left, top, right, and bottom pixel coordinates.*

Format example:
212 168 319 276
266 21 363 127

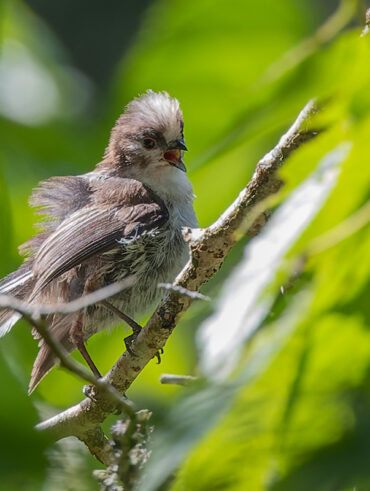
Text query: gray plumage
0 91 197 392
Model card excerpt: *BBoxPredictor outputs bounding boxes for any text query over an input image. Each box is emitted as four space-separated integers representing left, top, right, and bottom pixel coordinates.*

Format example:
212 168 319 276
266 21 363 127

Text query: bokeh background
0 0 369 489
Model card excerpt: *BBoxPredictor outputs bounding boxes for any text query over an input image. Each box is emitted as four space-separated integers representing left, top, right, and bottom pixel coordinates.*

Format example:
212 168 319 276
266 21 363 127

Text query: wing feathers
32 188 168 292
0 265 35 337
30 176 92 224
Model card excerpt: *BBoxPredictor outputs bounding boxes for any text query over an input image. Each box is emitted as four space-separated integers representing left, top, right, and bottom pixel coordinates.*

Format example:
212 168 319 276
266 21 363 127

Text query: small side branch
0 277 135 317
0 278 137 465
160 374 198 386
158 283 211 301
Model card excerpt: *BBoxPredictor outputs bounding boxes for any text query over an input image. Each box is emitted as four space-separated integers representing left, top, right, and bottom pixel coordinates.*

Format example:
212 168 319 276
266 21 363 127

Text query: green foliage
0 0 369 490
143 18 370 491
0 166 12 276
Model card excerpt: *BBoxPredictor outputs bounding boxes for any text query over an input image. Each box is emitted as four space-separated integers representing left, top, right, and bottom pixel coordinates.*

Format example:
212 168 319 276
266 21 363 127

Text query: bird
0 90 198 393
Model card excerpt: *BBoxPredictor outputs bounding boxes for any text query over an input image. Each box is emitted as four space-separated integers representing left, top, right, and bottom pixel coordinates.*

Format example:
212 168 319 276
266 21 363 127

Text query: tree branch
0 278 137 465
31 100 318 454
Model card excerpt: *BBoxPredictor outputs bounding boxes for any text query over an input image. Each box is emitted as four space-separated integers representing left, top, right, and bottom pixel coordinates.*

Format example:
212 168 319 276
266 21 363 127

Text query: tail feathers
29 342 57 394
0 265 34 338
28 314 75 394
0 265 78 394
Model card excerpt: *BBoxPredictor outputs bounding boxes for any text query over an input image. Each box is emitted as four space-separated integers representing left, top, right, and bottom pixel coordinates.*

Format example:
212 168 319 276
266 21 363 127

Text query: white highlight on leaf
0 38 92 125
198 143 351 380
0 39 60 125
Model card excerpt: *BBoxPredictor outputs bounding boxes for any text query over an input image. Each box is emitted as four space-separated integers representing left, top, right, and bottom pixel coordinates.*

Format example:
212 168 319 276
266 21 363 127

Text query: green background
0 0 369 489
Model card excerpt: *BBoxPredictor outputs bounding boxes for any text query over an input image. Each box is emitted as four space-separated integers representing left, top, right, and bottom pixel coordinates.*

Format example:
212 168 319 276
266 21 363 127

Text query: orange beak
163 149 186 172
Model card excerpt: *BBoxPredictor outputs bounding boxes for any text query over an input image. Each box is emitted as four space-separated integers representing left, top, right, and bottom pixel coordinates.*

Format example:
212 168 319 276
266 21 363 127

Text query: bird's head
104 90 187 175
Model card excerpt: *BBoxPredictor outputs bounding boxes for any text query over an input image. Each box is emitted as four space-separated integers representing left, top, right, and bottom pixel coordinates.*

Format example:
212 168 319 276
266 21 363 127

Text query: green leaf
0 162 12 275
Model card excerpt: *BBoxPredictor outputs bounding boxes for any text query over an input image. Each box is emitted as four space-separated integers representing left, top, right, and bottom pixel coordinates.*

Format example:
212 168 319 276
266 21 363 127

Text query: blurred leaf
139 14 370 491
197 142 348 379
0 344 48 490
140 293 306 491
110 0 321 227
0 0 92 125
0 163 12 275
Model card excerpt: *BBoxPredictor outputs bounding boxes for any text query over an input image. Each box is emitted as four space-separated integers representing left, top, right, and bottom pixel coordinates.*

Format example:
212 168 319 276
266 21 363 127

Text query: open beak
163 139 187 172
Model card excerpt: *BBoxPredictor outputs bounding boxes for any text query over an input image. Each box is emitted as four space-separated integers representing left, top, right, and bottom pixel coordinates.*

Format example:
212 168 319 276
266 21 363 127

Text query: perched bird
0 91 197 393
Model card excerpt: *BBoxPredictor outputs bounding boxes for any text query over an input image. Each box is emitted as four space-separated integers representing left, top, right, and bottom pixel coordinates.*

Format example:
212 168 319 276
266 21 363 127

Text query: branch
0 278 137 465
34 100 318 451
158 283 211 301
0 277 135 316
160 374 198 386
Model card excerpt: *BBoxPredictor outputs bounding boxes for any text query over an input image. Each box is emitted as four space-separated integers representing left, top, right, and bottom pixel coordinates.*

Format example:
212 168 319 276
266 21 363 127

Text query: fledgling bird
0 91 197 393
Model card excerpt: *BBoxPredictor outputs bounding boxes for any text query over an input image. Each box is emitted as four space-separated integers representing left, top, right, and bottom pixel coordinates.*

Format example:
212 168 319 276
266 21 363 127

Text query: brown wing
32 199 168 292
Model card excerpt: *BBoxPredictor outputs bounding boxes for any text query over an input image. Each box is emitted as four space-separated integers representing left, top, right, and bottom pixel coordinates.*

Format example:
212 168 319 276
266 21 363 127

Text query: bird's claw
124 332 139 356
124 329 164 364
155 347 164 364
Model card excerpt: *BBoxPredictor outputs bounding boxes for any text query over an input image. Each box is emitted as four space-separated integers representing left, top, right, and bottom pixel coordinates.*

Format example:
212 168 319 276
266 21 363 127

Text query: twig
0 277 137 465
32 100 319 455
160 374 198 386
158 283 211 301
94 410 153 489
29 311 135 464
0 277 135 317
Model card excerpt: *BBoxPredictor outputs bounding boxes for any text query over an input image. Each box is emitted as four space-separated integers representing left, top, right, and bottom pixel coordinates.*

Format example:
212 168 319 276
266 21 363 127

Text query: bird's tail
0 265 35 337
0 265 76 393
29 314 75 393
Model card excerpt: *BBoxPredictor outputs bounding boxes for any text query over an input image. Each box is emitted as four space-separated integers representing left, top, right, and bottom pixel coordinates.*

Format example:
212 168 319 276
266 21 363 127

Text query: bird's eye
143 137 157 149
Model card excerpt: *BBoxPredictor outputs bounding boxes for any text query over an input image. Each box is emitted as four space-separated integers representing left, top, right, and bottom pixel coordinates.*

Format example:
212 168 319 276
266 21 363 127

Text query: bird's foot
124 320 143 356
124 329 164 364
124 331 140 356
155 348 164 364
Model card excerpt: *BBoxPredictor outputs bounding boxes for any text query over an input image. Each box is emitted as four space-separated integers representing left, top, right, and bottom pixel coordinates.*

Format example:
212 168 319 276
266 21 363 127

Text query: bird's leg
101 300 142 335
101 300 141 355
101 300 163 362
70 313 102 378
